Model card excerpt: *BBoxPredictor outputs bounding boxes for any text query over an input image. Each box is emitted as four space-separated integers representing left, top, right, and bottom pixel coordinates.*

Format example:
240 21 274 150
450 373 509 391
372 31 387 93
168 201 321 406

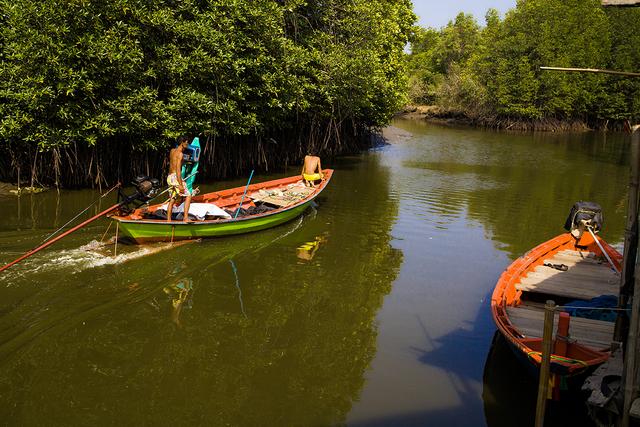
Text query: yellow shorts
303 173 322 182
167 173 190 199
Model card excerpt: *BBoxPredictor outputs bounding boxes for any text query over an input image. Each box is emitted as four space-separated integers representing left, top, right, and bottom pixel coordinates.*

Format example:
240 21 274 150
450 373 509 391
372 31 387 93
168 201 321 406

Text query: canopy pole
540 66 640 77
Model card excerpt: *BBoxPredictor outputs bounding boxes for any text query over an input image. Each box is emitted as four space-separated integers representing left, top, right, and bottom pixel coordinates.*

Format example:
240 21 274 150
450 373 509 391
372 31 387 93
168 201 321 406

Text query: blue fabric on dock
563 295 619 322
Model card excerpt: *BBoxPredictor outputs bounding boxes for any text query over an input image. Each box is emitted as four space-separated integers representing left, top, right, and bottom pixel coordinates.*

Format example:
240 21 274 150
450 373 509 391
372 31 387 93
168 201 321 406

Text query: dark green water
0 119 630 426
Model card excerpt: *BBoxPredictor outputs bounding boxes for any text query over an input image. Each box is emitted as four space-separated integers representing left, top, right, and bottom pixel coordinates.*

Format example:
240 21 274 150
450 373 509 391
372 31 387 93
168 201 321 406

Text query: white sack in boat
160 202 231 220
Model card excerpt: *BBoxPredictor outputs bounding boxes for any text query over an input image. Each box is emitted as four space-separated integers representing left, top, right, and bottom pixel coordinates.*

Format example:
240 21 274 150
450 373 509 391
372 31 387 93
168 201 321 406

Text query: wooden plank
516 283 612 299
553 250 603 263
251 195 294 207
523 270 617 285
517 274 617 300
508 307 615 331
602 0 640 6
557 249 597 257
526 267 620 287
520 275 616 292
509 319 613 337
516 251 620 299
507 306 614 349
507 306 615 331
250 186 315 208
548 254 606 267
515 285 604 300
532 264 618 280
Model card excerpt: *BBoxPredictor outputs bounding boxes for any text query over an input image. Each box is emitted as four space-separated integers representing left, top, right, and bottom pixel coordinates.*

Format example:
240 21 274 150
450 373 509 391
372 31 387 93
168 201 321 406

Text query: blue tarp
563 295 619 322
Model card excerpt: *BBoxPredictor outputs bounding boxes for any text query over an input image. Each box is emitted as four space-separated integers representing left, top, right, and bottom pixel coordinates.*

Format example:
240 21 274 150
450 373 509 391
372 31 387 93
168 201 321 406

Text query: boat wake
3 240 193 282
3 210 307 283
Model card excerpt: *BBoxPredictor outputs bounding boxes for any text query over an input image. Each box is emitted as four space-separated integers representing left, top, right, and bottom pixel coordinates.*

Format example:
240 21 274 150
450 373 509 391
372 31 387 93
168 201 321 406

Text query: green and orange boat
109 170 333 244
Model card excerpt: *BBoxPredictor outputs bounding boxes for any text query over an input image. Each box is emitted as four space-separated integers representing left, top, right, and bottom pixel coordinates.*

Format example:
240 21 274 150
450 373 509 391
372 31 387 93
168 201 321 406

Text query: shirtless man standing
301 154 324 187
166 136 192 222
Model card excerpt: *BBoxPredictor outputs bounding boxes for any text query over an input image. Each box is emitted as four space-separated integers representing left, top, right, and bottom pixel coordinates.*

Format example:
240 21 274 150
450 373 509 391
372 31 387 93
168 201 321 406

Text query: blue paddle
234 170 255 219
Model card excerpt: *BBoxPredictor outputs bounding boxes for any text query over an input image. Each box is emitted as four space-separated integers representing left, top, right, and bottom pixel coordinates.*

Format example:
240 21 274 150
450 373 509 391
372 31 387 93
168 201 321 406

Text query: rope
587 226 620 274
100 221 113 243
39 183 120 245
556 305 630 312
526 351 589 368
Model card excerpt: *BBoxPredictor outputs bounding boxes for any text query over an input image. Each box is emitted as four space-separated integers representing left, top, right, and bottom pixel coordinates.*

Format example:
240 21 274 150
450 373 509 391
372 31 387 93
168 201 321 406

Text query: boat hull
116 200 313 244
110 170 333 244
491 232 622 377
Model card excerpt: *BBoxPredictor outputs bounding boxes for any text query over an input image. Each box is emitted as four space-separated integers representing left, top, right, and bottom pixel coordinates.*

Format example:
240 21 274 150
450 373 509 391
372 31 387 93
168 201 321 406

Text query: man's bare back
301 155 323 187
169 147 184 181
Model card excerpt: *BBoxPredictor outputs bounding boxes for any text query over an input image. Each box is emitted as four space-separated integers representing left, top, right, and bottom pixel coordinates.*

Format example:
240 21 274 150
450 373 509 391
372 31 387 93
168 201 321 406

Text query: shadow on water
350 292 496 427
482 332 596 427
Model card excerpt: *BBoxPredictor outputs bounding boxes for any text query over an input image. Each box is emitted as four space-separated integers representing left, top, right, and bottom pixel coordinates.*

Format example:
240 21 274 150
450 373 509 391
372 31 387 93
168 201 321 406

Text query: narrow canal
0 119 630 426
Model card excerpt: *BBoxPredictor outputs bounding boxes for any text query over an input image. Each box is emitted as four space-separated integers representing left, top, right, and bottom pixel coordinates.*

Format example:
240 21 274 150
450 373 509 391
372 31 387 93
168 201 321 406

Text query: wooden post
622 129 640 427
114 222 119 257
555 312 570 357
615 126 640 342
536 300 556 427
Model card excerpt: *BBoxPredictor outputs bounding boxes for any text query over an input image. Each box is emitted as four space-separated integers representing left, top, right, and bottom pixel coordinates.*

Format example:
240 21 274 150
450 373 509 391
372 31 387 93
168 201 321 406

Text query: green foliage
432 13 480 74
0 0 415 167
407 0 640 123
436 64 491 118
407 14 482 105
600 7 640 120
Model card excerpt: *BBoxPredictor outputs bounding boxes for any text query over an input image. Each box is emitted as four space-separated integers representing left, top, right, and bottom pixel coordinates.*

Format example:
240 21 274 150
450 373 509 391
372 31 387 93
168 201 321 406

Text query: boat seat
506 305 614 350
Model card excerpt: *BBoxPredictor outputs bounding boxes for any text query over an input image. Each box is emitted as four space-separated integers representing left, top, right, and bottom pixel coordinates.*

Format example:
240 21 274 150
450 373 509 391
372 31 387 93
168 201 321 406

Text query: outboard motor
117 175 161 213
182 144 200 163
564 201 604 239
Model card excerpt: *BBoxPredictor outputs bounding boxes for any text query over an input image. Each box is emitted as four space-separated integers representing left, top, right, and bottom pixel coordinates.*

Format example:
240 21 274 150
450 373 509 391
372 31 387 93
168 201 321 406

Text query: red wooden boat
492 203 622 378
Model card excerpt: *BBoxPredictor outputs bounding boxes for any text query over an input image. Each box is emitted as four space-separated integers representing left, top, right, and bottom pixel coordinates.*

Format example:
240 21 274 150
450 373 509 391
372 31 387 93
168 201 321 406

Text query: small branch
540 66 640 78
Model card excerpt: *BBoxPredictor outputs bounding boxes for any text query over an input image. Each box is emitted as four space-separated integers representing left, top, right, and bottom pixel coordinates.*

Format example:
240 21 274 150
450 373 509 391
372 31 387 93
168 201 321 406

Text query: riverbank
0 183 16 195
397 105 603 132
0 183 48 196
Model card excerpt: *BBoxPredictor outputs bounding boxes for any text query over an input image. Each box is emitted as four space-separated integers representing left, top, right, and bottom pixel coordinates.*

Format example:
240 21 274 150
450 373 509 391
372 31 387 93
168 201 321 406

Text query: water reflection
392 119 628 258
296 233 329 261
163 277 194 327
348 120 628 426
0 121 630 425
229 259 247 319
0 155 402 425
